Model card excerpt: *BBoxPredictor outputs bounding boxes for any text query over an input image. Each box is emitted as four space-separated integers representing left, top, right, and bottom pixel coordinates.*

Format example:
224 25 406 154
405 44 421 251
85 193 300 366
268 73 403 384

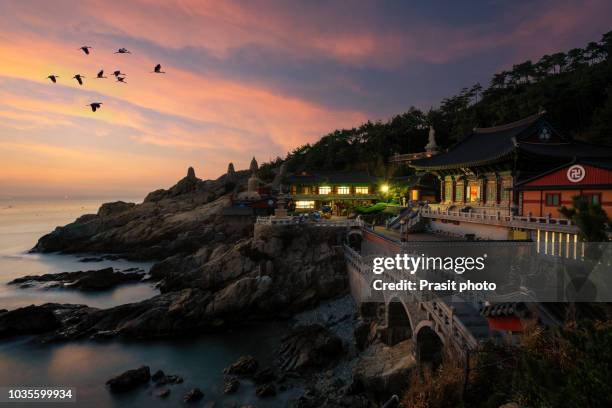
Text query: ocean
0 198 296 407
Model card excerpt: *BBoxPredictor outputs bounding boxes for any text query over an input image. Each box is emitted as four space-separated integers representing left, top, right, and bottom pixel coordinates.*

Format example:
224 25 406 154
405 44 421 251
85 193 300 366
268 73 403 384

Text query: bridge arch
346 229 363 251
415 324 444 369
385 297 414 346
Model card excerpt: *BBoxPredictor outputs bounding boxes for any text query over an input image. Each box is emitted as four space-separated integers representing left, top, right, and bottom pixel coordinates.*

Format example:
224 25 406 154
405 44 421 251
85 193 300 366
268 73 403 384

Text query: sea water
0 198 297 407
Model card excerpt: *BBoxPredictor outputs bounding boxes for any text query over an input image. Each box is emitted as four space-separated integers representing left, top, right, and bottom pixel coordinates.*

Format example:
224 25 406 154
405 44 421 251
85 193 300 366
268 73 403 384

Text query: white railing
420 206 576 232
256 216 364 227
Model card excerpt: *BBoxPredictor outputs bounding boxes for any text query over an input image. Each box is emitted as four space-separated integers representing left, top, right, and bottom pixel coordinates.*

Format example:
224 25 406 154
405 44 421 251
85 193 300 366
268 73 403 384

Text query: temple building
516 160 612 218
411 112 612 216
391 173 438 204
286 171 380 214
409 112 612 241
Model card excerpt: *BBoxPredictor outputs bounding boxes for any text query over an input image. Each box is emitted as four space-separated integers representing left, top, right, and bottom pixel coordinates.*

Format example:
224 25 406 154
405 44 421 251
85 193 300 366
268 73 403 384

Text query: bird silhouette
79 46 92 55
116 76 127 84
96 70 107 79
73 74 85 85
87 102 103 112
112 70 126 78
114 48 131 54
151 64 165 73
47 75 59 83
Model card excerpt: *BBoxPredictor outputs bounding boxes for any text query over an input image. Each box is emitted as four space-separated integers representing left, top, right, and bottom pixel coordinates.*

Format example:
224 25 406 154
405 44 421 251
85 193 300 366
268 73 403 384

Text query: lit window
295 201 315 209
355 187 369 194
337 186 350 195
319 186 331 195
411 190 419 200
469 185 479 202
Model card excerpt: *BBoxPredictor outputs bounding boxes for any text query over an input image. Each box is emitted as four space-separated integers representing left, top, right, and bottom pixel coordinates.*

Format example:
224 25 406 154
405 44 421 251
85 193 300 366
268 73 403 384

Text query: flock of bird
46 46 166 112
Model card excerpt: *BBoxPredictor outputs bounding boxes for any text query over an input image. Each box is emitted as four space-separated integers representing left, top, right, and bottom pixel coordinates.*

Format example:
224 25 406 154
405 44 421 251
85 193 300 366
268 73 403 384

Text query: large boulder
0 305 60 338
352 340 416 400
277 325 343 373
106 366 151 392
224 356 259 376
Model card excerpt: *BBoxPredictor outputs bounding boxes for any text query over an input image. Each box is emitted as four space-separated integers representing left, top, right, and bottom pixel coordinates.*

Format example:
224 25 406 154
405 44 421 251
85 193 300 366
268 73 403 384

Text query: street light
380 184 389 194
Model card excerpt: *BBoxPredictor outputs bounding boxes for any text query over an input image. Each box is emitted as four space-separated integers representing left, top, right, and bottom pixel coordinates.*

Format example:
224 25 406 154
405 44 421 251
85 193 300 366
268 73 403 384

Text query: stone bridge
344 228 490 366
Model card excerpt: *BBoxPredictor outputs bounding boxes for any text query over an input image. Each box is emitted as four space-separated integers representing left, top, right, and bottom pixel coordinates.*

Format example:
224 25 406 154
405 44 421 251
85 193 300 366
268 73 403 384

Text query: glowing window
337 186 350 195
318 186 331 195
355 187 369 194
295 201 315 209
411 190 419 200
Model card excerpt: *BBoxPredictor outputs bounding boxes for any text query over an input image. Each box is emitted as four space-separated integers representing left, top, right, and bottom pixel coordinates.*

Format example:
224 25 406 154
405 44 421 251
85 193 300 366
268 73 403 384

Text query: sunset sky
1 0 611 198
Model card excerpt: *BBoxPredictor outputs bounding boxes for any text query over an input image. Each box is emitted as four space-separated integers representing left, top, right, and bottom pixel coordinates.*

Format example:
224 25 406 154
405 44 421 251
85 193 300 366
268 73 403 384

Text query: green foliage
559 195 610 242
355 202 387 214
468 322 612 408
262 30 612 175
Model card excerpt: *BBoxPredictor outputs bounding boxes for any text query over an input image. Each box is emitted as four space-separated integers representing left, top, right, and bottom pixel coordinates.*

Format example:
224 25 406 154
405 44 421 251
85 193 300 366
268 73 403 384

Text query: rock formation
31 168 252 259
9 267 144 291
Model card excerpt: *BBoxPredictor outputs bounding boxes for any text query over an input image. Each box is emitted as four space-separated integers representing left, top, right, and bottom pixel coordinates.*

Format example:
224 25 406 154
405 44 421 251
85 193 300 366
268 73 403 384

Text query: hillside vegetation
261 30 612 179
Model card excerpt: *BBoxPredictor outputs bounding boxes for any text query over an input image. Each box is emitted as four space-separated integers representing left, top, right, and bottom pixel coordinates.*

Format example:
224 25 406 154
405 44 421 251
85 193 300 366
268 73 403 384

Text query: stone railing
256 216 364 227
421 206 577 233
343 243 481 351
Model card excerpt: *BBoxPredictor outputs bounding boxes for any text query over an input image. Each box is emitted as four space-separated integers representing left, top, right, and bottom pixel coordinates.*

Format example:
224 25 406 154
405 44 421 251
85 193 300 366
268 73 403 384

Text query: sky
1 0 611 198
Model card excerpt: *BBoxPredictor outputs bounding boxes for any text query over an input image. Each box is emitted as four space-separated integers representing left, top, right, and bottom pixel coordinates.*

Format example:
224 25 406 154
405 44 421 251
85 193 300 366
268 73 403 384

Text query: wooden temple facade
411 112 612 217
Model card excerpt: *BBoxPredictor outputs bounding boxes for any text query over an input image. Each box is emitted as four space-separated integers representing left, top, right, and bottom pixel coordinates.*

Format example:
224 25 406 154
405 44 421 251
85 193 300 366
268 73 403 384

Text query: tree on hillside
559 196 609 242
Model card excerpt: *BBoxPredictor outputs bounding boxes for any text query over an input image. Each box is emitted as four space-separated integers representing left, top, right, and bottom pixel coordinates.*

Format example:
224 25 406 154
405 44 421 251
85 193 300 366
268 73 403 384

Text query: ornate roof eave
411 149 515 172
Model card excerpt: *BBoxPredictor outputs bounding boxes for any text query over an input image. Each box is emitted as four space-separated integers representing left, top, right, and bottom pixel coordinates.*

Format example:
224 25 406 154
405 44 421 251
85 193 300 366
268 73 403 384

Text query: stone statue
249 157 259 173
272 162 286 189
237 156 261 200
226 162 236 184
425 126 438 154
187 166 196 178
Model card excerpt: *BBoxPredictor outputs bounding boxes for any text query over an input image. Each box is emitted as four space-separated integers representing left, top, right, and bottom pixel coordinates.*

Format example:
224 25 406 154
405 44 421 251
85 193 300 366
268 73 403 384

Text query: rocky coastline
2 169 409 407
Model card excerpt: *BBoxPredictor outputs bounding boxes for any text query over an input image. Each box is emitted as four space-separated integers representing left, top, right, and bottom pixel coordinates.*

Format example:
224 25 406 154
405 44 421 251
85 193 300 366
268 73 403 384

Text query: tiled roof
409 112 612 171
286 171 380 184
411 112 547 170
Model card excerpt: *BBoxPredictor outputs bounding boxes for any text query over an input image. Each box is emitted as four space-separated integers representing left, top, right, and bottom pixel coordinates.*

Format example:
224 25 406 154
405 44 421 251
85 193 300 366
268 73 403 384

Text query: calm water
0 199 297 407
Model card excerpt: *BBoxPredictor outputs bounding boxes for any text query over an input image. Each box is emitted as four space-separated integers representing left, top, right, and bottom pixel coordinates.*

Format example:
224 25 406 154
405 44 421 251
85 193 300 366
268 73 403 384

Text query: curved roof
410 112 577 170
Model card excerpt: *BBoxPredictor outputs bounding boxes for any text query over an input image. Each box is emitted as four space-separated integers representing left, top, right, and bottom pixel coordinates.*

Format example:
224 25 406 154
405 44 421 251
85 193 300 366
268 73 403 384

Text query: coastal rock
10 225 349 342
8 268 144 291
106 366 151 393
31 169 251 259
224 356 259 376
223 376 240 394
155 388 170 398
183 387 204 402
255 383 276 398
151 370 166 383
352 340 416 399
277 325 343 373
158 225 348 316
0 305 60 338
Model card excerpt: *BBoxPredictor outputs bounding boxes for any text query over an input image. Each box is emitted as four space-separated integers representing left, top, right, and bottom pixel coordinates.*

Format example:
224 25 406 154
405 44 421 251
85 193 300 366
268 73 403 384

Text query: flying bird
116 76 127 83
114 48 131 54
96 70 107 78
151 64 165 73
112 70 126 78
79 46 92 55
47 75 59 83
73 74 85 85
87 102 102 112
